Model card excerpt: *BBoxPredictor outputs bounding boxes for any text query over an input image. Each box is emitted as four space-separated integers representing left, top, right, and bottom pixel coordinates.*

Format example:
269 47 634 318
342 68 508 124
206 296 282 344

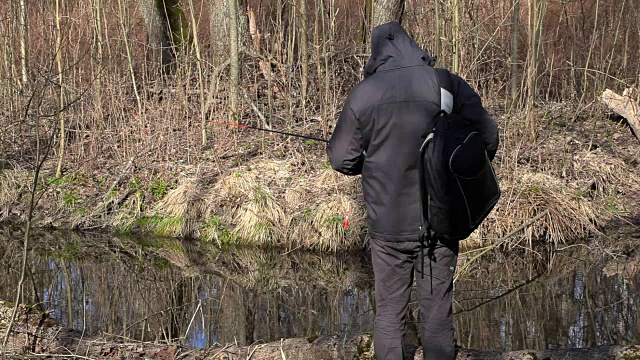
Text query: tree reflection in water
0 228 637 351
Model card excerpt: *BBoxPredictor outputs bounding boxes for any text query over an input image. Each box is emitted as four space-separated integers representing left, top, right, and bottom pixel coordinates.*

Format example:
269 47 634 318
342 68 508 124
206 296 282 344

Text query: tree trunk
509 0 521 106
118 0 142 114
372 0 405 27
140 0 189 73
452 0 460 73
237 0 250 50
209 0 229 64
299 0 308 103
227 0 240 118
360 0 373 46
186 0 206 145
434 0 442 63
93 0 104 121
579 0 600 105
525 0 545 139
55 0 65 178
19 0 27 86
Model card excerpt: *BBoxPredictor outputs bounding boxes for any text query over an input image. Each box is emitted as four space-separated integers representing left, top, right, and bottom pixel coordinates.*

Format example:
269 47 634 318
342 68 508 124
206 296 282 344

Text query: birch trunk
19 0 27 86
55 0 65 178
452 0 460 73
434 0 442 63
372 0 405 27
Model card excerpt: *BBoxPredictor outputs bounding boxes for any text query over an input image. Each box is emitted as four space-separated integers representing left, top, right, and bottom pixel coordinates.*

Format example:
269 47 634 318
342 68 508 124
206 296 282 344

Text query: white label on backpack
441 88 453 114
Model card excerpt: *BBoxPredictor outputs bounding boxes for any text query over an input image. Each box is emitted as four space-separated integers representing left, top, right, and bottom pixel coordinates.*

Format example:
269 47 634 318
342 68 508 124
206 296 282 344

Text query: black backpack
418 69 501 241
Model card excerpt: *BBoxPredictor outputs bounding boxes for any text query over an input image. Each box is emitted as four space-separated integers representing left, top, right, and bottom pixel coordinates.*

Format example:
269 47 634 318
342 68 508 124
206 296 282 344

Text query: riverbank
2 300 639 359
1 103 639 251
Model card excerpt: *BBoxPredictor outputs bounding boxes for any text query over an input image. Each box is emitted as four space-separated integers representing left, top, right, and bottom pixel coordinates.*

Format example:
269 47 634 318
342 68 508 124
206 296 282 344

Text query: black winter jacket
327 22 498 241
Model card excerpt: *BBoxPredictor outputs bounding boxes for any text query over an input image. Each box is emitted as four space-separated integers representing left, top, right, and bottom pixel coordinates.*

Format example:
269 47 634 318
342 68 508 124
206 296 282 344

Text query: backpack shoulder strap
435 68 454 114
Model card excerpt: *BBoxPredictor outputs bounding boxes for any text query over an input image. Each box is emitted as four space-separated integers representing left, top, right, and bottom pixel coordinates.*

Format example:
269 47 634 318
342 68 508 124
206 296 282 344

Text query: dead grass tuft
154 178 206 237
0 168 31 217
572 150 640 198
467 168 611 250
211 165 288 246
202 157 363 250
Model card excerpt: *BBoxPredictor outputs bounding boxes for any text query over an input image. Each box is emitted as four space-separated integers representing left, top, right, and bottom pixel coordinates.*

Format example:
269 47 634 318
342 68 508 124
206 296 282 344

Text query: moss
153 216 184 237
149 179 173 198
153 257 170 270
156 0 190 49
201 217 236 245
52 239 81 260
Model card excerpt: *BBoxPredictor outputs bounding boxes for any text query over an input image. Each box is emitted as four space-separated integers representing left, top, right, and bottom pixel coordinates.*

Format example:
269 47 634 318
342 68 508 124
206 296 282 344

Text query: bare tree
55 0 65 178
299 0 309 104
228 0 240 118
434 0 442 62
451 0 460 73
373 0 405 26
118 0 142 114
510 0 521 107
19 0 27 86
525 0 546 138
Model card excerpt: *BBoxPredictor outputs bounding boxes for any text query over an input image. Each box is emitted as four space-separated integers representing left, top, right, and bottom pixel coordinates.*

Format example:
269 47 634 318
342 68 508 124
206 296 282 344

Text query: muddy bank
1 300 639 360
1 105 639 251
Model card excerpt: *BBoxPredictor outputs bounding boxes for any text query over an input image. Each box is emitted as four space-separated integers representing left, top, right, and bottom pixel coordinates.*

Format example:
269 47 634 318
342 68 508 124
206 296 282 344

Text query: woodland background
2 0 638 170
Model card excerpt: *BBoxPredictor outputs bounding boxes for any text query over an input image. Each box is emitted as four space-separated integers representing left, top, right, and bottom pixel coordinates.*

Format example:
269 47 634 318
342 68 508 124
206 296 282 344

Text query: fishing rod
211 120 329 143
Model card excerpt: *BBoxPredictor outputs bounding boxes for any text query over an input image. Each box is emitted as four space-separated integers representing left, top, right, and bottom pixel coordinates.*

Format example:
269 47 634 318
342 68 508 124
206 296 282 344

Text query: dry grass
153 178 206 238
572 150 640 199
201 157 363 251
466 167 612 250
0 168 30 217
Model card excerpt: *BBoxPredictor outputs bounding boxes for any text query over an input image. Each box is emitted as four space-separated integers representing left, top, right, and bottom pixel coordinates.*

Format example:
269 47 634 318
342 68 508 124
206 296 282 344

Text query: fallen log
601 89 640 142
2 301 639 360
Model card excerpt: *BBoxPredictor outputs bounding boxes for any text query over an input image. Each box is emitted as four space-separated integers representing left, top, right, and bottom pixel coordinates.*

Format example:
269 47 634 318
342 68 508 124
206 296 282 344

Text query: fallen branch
601 88 640 142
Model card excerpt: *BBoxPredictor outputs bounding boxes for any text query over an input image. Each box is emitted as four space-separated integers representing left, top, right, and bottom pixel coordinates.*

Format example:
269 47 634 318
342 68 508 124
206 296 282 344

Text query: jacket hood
364 22 433 78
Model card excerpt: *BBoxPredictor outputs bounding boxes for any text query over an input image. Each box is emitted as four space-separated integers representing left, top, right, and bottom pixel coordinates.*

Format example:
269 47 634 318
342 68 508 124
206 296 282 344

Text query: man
327 22 498 359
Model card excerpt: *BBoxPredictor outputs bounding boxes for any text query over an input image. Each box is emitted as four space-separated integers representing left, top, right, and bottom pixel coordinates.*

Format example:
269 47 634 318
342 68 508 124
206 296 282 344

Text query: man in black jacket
327 22 498 359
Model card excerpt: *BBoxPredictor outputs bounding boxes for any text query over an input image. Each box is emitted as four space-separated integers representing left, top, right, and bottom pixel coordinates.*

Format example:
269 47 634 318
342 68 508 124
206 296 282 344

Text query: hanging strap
419 68 455 280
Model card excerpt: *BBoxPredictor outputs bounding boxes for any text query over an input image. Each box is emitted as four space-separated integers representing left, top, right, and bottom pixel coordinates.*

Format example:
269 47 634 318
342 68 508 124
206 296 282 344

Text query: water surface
0 227 638 351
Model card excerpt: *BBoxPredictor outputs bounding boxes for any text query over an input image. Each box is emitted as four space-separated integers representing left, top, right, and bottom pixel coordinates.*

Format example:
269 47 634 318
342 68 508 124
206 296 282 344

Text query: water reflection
0 227 638 351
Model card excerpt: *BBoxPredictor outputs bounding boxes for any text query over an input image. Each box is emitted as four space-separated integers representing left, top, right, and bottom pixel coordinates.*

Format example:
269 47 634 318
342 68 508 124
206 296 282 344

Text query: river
0 226 638 351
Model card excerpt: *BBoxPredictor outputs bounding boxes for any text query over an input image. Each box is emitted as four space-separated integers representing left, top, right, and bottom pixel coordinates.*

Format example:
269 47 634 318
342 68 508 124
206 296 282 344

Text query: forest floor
1 102 639 251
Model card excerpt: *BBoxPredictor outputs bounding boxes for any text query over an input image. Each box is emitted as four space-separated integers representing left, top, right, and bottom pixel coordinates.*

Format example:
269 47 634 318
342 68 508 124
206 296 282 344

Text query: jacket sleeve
451 74 499 161
326 102 365 176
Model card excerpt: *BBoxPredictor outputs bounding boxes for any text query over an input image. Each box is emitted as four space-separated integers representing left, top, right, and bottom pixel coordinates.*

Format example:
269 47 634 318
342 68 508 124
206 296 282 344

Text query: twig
181 300 202 343
453 272 544 315
243 89 271 130
212 344 233 357
280 338 287 360
22 353 95 360
246 343 265 359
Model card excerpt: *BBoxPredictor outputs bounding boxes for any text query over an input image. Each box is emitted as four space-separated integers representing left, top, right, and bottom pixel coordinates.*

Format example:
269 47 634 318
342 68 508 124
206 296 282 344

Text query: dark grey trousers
371 237 459 360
